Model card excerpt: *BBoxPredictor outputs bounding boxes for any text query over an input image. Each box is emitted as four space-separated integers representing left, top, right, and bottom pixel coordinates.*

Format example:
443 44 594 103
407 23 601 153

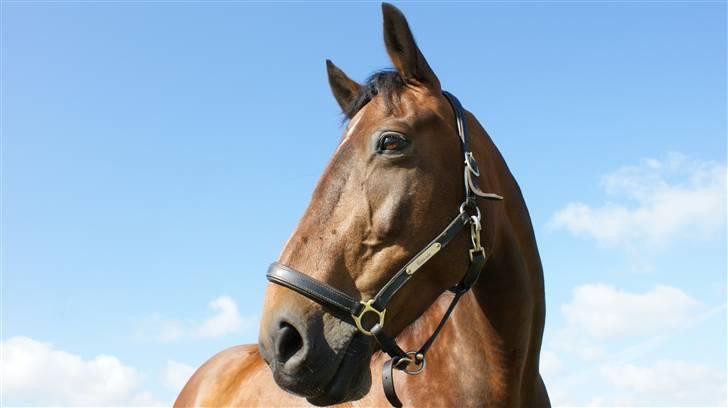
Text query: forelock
343 70 407 120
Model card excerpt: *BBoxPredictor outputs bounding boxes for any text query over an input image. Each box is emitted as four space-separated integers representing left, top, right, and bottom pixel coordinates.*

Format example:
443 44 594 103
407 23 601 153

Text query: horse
175 3 550 407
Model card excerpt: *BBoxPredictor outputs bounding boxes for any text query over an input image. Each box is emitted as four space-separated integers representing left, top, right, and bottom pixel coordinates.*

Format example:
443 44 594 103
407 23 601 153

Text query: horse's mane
344 69 406 120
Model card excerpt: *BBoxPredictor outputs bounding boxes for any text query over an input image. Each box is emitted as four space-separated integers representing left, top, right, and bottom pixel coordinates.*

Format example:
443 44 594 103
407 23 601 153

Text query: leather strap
452 250 487 294
371 323 407 360
267 263 363 317
466 167 504 201
443 91 469 151
382 358 403 408
372 211 470 310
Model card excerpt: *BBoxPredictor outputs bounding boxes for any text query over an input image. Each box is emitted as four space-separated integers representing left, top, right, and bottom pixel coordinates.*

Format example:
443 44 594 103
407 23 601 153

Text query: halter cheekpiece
266 91 503 407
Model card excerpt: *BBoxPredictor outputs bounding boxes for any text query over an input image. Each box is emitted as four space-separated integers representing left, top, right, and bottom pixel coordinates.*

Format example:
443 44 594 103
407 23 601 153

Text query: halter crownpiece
266 91 503 407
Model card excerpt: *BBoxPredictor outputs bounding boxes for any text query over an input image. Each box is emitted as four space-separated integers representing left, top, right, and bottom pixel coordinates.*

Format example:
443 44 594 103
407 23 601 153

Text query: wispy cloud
561 283 703 339
599 359 727 406
547 283 705 367
543 284 726 406
133 295 256 342
195 296 248 338
0 337 164 406
549 153 726 257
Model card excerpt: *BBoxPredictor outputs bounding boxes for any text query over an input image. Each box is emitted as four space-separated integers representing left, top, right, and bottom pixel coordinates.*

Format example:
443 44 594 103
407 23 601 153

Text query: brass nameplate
405 242 442 275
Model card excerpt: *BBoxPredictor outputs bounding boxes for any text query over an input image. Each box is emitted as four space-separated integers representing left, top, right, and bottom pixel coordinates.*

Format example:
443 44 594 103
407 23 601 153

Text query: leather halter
266 91 503 407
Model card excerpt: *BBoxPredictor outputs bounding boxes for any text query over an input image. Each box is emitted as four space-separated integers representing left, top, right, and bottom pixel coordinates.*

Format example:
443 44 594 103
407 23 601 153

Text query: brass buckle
352 299 386 336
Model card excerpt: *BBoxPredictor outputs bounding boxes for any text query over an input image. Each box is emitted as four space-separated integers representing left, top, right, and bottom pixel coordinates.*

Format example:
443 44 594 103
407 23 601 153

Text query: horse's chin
307 336 373 406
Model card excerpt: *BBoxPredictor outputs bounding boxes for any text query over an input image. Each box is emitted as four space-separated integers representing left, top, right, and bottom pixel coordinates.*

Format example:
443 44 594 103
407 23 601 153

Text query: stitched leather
372 211 470 310
267 263 362 316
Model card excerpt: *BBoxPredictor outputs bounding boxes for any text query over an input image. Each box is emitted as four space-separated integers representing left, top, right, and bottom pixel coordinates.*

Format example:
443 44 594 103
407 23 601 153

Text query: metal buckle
394 352 426 375
469 247 486 262
352 299 386 336
464 152 480 176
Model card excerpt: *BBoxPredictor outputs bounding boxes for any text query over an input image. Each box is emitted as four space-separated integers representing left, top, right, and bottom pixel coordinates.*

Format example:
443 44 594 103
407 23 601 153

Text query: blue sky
2 2 726 406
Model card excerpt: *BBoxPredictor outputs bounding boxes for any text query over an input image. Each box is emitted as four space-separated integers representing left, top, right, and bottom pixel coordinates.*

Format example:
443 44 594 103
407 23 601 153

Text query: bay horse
176 3 549 407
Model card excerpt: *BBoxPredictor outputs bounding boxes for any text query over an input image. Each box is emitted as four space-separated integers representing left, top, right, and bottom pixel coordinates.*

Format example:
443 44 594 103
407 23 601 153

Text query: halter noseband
266 91 503 407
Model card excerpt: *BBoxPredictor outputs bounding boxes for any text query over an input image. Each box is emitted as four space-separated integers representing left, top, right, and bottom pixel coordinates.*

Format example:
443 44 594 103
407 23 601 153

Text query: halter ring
459 201 482 221
402 352 426 375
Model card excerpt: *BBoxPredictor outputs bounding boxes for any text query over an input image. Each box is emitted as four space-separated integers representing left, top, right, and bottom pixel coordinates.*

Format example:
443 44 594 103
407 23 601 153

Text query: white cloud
0 336 163 406
549 153 726 253
162 360 196 392
544 284 726 407
600 359 727 406
133 295 254 342
195 296 246 338
561 283 703 339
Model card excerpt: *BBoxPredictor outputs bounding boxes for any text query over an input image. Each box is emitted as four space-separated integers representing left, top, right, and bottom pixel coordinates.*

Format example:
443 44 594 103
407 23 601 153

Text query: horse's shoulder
173 344 263 407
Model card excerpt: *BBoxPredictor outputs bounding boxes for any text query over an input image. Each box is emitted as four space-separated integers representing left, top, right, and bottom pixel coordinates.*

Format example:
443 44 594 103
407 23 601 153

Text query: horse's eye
377 133 408 153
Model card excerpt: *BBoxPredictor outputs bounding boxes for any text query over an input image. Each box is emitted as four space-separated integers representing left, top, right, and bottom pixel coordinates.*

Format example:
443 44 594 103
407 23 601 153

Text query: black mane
344 69 407 120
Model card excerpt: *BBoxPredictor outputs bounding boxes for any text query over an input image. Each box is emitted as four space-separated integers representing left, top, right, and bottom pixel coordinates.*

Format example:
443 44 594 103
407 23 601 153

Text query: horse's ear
326 59 362 117
381 3 440 89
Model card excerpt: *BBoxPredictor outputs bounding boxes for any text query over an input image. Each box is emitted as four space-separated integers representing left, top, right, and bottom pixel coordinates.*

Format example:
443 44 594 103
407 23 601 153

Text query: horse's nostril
276 322 304 364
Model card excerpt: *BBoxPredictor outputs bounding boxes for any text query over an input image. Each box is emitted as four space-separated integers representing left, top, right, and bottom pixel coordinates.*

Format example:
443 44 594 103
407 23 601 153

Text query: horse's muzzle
258 301 371 403
259 311 319 396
